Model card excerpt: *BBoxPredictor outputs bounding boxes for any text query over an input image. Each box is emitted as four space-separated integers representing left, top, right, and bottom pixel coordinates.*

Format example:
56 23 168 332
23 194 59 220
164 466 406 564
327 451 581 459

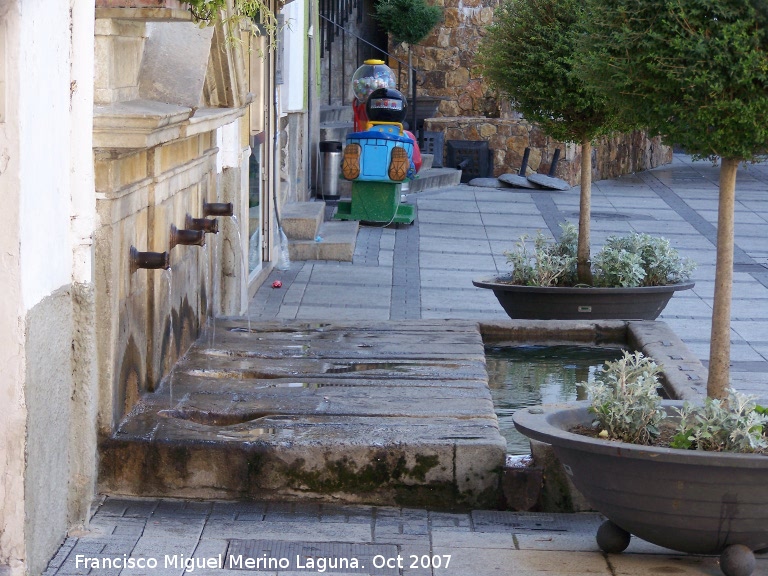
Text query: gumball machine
334 63 419 225
350 59 396 132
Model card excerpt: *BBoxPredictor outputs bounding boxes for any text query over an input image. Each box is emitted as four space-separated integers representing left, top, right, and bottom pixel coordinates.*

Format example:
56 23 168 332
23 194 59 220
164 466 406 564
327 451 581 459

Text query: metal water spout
185 214 219 234
170 224 205 250
130 246 170 272
203 201 234 217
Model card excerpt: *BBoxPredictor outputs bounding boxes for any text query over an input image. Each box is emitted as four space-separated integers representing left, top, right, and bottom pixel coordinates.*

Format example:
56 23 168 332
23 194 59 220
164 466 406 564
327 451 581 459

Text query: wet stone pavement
99 320 505 508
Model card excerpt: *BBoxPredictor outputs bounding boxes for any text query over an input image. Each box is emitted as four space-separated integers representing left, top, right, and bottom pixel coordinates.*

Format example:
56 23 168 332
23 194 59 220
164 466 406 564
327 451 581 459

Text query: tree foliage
582 0 768 161
478 0 622 143
374 0 442 46
582 0 768 400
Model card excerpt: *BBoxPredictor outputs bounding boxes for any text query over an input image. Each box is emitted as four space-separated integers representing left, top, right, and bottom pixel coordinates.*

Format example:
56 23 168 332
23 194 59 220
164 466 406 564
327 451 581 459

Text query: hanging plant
181 0 279 48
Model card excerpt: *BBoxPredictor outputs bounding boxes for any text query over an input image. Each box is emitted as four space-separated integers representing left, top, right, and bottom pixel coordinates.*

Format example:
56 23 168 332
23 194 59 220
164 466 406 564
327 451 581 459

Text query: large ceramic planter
472 278 694 320
513 402 768 575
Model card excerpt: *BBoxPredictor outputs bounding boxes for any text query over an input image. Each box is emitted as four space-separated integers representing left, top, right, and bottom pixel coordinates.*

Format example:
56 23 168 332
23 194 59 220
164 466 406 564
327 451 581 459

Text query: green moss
286 451 442 494
410 454 440 482
281 451 502 509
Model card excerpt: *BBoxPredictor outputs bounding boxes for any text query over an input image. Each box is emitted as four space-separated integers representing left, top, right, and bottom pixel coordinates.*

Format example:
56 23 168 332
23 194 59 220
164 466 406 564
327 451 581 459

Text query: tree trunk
577 139 593 284
409 48 416 138
707 157 739 400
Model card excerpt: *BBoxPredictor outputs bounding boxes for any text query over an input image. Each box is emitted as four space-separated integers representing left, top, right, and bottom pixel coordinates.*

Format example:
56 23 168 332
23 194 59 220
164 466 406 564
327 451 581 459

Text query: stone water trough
99 319 706 509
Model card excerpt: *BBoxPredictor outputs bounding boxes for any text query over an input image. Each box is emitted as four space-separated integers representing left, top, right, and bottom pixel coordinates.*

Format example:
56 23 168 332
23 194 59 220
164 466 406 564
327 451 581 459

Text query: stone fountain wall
92 14 251 433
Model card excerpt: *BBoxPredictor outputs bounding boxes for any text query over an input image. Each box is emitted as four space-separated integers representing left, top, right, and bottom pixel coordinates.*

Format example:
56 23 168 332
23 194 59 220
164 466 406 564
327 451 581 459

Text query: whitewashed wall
19 0 74 307
0 1 97 574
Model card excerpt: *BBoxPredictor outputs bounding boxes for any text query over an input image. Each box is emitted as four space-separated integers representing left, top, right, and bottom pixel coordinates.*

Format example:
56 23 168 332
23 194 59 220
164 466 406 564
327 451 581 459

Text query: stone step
409 167 462 193
420 153 434 171
287 219 359 262
97 320 505 509
281 201 325 241
320 104 353 123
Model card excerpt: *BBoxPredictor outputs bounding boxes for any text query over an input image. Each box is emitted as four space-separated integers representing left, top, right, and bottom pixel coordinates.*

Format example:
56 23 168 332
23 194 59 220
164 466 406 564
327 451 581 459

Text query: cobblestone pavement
45 497 768 575
45 156 768 575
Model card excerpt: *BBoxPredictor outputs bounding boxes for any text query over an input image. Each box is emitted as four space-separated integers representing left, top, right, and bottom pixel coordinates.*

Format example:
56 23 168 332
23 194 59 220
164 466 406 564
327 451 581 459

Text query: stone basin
99 319 706 509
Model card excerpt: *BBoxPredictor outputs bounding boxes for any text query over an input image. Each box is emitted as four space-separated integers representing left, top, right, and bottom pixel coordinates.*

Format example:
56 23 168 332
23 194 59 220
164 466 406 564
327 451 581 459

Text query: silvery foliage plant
503 224 695 288
593 233 697 287
504 224 577 287
581 351 666 445
672 390 768 453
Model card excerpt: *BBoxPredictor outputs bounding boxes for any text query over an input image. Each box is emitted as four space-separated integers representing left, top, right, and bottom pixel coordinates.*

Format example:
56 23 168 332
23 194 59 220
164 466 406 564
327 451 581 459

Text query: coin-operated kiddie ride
334 60 421 224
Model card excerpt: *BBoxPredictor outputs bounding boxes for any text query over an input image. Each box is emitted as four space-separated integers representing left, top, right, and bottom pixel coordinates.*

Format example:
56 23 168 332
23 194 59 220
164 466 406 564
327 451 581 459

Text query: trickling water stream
202 242 211 343
231 215 251 335
209 232 218 349
486 345 625 454
163 268 176 408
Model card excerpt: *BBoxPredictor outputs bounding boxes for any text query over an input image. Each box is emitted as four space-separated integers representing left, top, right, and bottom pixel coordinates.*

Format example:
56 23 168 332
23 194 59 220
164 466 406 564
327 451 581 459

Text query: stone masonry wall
425 117 672 184
390 0 672 185
390 0 500 117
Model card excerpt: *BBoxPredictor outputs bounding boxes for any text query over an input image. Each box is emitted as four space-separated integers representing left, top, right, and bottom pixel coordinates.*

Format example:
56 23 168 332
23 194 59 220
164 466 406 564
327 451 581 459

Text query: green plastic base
333 181 415 224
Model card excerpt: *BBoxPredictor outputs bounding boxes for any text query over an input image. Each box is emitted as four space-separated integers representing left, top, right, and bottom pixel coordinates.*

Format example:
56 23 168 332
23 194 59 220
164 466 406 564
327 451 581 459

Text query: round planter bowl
472 279 695 320
513 402 768 556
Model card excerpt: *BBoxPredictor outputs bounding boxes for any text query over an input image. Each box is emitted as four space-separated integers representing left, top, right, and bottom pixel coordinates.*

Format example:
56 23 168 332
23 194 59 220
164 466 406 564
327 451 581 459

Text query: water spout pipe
203 202 234 217
170 224 206 249
185 214 219 234
130 246 170 272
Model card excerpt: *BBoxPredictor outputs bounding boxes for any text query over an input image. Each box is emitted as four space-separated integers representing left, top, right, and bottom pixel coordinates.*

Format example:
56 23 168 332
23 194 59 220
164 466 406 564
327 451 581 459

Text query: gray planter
472 279 694 320
513 402 768 575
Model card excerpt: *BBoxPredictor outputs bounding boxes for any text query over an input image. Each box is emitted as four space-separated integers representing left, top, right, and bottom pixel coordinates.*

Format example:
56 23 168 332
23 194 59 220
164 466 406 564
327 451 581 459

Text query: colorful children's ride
334 61 420 225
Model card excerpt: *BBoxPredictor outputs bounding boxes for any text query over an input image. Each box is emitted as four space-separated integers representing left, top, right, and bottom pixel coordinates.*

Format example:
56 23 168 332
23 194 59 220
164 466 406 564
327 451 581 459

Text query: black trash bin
319 141 342 200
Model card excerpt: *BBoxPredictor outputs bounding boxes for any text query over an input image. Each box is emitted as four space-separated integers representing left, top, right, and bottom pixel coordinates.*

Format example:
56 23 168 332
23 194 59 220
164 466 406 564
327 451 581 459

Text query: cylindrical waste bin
319 141 342 200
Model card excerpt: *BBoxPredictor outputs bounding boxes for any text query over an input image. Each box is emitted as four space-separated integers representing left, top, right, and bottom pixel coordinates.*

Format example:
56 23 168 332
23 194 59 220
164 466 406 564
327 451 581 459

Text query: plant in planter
478 0 627 287
508 2 768 571
473 223 696 320
584 352 767 455
474 0 699 319
513 352 768 576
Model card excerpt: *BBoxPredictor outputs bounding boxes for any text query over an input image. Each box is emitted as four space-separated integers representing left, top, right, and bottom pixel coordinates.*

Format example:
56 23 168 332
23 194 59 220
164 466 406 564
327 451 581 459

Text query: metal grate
446 140 493 182
226 540 399 573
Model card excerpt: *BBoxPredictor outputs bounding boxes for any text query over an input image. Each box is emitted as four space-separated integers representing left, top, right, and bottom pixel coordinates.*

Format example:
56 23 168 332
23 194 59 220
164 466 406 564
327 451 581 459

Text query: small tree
478 0 625 284
373 0 442 47
583 0 768 400
374 0 442 125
